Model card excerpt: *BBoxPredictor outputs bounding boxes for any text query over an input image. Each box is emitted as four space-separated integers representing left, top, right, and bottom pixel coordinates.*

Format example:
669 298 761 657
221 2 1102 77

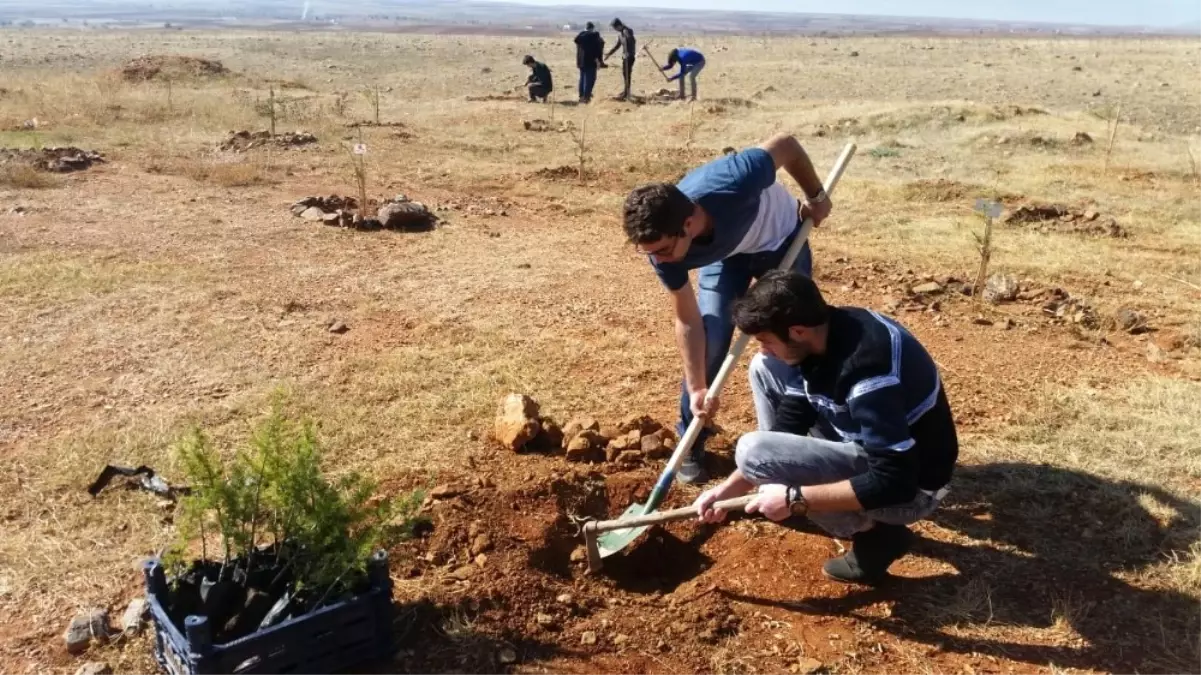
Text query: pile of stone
1005 203 1126 237
290 194 436 231
0 146 105 172
220 130 317 152
494 394 675 464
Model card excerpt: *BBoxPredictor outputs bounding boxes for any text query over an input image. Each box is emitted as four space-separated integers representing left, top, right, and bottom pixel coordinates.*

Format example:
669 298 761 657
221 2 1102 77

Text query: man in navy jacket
694 270 959 584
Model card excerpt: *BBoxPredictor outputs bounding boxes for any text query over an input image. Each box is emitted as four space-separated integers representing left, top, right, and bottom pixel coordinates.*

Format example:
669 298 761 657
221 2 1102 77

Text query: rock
641 434 669 460
849 51 860 56
605 442 625 463
983 274 1019 304
1092 89 1102 96
566 430 604 462
626 429 643 447
475 553 488 567
911 281 942 295
972 316 994 326
468 521 483 538
570 546 587 563
535 612 556 627
470 534 493 556
450 565 476 580
613 633 630 646
1147 342 1165 363
494 393 541 451
75 663 112 675
561 421 584 446
614 413 662 432
1072 131 1093 144
65 609 108 654
328 321 348 334
431 484 464 499
1082 209 1099 222
299 206 325 221
498 647 518 664
556 593 574 605
797 657 824 674
619 449 645 465
1116 308 1146 333
997 318 1015 330
378 201 435 230
121 598 147 635
569 417 601 433
581 631 598 645
537 420 564 449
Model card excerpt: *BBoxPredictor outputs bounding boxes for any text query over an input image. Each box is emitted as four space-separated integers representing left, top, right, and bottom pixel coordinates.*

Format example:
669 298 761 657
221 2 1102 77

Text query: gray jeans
677 60 705 100
738 354 947 538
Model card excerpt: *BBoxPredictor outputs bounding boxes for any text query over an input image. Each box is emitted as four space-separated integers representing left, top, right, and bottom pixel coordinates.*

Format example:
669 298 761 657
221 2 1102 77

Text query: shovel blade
595 502 650 558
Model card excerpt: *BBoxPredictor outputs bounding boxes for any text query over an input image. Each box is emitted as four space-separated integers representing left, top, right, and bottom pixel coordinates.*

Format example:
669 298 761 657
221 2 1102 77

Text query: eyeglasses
636 238 679 259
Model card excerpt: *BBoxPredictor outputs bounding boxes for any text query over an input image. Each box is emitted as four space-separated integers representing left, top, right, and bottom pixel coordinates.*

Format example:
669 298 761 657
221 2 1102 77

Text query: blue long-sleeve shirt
664 47 704 81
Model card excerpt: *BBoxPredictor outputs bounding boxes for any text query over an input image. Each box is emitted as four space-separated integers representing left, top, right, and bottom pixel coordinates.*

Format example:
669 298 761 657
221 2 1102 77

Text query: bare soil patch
119 55 229 82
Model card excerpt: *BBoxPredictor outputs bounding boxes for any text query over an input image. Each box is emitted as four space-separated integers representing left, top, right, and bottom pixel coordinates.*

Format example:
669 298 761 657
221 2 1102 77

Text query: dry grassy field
1 28 1199 675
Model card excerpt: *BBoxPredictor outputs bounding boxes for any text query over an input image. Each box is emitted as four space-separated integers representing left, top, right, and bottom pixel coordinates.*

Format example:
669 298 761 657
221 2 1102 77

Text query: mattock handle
588 494 757 533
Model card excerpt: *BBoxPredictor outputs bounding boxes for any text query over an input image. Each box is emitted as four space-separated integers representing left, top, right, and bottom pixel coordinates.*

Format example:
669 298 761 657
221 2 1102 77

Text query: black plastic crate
143 551 393 675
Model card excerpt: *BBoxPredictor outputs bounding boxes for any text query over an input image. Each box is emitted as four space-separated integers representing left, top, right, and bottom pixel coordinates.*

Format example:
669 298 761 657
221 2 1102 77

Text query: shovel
583 495 755 573
593 142 858 562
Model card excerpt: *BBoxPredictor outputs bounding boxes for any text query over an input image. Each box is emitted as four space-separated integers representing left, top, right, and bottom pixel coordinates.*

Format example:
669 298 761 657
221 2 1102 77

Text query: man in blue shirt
622 133 831 483
694 271 959 585
662 47 706 100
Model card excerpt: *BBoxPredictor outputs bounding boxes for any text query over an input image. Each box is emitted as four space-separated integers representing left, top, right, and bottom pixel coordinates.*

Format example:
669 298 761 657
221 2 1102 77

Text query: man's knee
734 431 776 483
748 353 789 395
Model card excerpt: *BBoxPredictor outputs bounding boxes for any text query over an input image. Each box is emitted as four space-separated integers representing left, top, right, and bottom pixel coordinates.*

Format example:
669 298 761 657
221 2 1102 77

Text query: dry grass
0 164 59 189
0 28 1198 674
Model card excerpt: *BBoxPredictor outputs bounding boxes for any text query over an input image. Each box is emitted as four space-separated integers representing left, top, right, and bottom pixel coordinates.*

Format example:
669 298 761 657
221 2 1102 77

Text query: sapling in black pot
160 399 424 645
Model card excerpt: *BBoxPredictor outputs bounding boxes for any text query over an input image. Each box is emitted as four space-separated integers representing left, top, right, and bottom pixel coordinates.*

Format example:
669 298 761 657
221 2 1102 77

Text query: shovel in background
592 142 859 563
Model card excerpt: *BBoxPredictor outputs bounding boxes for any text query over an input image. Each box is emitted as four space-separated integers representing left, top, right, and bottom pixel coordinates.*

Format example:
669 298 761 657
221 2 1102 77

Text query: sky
472 0 1201 28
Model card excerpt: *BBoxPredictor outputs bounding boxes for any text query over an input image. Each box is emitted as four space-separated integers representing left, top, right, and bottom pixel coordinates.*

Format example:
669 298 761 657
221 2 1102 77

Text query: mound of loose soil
219 130 317 152
523 119 573 133
532 165 585 181
1005 203 1127 237
0 146 105 173
120 55 229 82
465 94 524 102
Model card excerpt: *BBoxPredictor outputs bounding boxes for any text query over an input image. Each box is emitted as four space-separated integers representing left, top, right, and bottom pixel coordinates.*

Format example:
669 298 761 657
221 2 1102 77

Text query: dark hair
586 21 595 29
622 183 694 243
522 54 535 65
732 270 830 339
611 18 623 28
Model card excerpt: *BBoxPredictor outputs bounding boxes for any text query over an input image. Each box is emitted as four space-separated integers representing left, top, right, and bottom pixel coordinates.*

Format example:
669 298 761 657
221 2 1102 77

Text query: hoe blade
594 502 650 558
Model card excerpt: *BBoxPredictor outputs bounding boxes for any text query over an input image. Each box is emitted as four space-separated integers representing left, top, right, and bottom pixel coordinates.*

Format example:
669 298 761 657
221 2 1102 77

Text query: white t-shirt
728 182 799 256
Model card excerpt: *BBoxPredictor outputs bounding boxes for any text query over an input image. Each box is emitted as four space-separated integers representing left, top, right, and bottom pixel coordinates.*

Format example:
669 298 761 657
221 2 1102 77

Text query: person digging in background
605 18 637 101
693 270 959 584
573 21 605 103
622 133 831 484
662 47 706 101
522 54 553 103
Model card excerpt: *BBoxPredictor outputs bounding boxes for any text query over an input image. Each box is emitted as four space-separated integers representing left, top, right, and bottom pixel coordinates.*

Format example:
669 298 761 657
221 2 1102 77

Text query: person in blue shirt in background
622 133 832 484
662 47 706 100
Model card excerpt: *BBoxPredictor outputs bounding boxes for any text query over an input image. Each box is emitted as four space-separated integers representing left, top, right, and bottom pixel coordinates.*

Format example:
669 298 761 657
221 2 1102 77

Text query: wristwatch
807 189 828 204
786 485 808 516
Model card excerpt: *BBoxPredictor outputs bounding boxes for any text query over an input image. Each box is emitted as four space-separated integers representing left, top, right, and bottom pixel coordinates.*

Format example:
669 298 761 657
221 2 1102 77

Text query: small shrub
868 145 901 158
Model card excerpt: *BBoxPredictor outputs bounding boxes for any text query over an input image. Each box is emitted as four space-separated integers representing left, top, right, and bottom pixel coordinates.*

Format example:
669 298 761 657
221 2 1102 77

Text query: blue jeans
677 228 813 456
578 66 597 100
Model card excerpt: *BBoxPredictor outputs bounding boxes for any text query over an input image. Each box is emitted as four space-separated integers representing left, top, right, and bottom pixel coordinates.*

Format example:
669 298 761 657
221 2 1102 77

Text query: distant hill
0 0 1195 35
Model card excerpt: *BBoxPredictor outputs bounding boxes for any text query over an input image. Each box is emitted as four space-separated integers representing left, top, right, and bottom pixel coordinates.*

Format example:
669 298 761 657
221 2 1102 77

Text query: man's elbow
761 133 803 165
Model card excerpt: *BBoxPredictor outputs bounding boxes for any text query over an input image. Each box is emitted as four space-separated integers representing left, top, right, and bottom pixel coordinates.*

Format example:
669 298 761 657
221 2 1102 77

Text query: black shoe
822 523 914 585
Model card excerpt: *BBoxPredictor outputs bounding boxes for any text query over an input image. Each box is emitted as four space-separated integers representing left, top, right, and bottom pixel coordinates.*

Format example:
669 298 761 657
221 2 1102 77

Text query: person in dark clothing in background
522 54 553 103
605 18 637 101
693 271 959 585
573 22 605 103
